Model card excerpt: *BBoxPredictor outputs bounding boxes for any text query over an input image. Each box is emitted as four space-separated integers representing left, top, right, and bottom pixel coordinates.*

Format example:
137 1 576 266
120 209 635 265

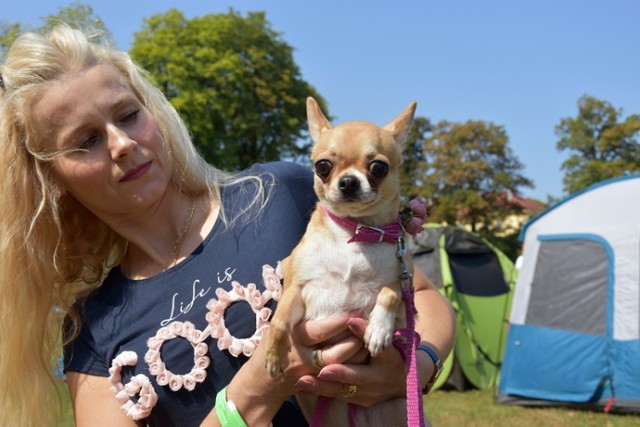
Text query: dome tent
498 175 640 413
410 224 517 391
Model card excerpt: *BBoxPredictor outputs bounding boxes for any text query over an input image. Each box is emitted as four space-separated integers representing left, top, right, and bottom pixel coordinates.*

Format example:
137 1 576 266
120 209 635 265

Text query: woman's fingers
295 365 374 406
309 336 367 370
344 347 371 365
295 310 364 346
296 343 407 407
295 372 366 402
347 316 368 338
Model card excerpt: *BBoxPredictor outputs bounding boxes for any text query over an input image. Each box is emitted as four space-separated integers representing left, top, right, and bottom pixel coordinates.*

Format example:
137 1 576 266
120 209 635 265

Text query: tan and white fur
264 97 417 426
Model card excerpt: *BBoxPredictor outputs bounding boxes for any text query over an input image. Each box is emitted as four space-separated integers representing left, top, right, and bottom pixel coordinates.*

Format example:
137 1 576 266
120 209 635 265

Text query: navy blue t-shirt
64 162 315 426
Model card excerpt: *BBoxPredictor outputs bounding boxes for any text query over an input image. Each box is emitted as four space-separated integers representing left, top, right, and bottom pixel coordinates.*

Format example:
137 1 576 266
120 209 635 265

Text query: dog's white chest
296 228 400 320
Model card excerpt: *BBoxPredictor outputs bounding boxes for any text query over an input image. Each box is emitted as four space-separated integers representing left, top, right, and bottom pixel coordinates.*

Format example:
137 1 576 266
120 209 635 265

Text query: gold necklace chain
167 198 197 268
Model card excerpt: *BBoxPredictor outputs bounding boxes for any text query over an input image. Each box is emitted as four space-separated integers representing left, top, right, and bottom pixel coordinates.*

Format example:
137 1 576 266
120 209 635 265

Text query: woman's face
31 64 174 220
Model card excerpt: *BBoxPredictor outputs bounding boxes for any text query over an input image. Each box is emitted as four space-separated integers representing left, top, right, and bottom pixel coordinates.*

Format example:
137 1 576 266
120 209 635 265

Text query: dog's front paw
364 306 395 357
264 343 289 378
365 325 393 358
264 326 291 377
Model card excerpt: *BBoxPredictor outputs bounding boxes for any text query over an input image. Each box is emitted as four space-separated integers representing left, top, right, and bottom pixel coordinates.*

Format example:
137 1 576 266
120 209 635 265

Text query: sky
4 0 639 202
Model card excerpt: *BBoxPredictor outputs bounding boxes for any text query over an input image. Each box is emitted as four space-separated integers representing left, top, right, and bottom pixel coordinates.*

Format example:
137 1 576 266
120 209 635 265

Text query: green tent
410 224 517 391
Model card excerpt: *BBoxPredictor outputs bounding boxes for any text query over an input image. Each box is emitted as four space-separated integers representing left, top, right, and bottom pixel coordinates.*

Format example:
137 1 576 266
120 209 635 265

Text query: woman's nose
107 124 135 160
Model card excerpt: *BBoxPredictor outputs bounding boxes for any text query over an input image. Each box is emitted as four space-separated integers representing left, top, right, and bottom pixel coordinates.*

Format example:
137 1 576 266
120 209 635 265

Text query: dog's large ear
383 101 417 145
307 97 332 144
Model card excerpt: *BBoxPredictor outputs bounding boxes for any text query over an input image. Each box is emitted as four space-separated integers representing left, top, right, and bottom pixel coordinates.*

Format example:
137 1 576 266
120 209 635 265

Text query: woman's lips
120 160 152 182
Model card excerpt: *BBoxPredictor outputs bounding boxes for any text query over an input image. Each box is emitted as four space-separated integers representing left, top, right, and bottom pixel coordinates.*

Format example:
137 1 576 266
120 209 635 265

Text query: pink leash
393 286 426 427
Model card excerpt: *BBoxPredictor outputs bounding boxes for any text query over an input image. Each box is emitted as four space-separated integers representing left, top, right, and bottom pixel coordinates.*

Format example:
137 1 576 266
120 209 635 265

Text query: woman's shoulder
247 161 312 183
246 161 315 203
235 161 316 224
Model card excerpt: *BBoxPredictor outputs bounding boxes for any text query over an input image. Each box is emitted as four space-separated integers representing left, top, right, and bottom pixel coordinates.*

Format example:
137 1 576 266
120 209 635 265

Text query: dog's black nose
339 175 361 199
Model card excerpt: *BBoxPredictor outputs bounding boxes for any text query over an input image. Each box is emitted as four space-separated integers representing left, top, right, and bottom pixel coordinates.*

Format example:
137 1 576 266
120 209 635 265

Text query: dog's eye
369 160 389 178
314 160 333 180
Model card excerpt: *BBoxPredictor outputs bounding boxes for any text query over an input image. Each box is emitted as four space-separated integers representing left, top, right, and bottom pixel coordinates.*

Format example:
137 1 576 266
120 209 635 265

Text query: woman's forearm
413 268 456 390
200 336 296 427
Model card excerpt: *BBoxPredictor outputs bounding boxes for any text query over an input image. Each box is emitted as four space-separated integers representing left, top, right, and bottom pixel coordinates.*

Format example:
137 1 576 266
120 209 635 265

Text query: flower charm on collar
400 197 428 237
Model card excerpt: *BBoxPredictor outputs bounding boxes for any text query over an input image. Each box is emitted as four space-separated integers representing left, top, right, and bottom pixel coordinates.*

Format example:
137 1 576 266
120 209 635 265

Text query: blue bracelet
417 344 443 393
215 386 248 427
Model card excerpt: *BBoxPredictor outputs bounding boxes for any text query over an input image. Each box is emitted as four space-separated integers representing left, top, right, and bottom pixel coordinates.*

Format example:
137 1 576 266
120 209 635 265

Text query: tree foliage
1 2 109 61
0 22 21 59
40 2 111 40
556 95 640 194
411 119 532 233
401 116 432 197
130 9 327 170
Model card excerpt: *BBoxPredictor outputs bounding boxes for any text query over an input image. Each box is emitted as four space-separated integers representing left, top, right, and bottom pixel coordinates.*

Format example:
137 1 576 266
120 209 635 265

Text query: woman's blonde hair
0 25 267 426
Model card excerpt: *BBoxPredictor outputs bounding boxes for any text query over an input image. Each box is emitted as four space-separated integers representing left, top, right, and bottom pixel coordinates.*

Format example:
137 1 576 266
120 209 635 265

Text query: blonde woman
0 25 454 427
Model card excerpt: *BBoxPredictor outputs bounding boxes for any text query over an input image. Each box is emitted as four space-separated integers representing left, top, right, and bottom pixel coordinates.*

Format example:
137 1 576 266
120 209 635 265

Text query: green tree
418 119 533 234
556 95 640 194
0 22 21 59
130 9 326 170
1 2 109 61
401 116 432 198
40 2 110 40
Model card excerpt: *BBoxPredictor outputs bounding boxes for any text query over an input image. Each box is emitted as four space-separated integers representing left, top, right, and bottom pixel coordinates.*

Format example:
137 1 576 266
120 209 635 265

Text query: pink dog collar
322 207 401 244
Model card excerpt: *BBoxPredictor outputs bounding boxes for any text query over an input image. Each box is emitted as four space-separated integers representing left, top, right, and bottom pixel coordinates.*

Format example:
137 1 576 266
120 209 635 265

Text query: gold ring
311 349 325 370
343 384 357 398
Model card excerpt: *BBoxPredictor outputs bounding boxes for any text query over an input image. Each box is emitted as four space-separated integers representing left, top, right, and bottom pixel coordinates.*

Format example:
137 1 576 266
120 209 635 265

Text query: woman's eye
78 135 99 150
314 160 333 180
121 109 140 123
369 160 389 178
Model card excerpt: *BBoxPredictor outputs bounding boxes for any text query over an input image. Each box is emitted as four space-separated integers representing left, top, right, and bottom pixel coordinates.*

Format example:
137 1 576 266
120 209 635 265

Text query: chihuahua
264 97 417 426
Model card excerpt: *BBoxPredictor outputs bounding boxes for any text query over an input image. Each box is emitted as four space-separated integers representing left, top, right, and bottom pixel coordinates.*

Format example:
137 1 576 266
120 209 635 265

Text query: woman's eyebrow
109 92 140 112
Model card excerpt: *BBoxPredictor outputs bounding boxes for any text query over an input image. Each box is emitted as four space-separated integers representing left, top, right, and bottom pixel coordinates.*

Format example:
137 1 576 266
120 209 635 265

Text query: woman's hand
294 316 410 407
288 311 369 384
208 311 368 426
290 268 453 408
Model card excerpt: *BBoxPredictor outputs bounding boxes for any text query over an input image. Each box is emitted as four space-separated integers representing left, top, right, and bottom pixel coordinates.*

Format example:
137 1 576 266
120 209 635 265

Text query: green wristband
215 386 247 427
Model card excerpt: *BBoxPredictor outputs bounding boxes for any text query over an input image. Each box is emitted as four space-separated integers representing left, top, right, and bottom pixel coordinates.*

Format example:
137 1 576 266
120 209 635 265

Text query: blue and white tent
498 175 640 413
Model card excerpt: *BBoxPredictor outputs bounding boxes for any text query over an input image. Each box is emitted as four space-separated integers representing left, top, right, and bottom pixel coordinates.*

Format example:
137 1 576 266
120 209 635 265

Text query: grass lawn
58 382 640 426
425 389 640 427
